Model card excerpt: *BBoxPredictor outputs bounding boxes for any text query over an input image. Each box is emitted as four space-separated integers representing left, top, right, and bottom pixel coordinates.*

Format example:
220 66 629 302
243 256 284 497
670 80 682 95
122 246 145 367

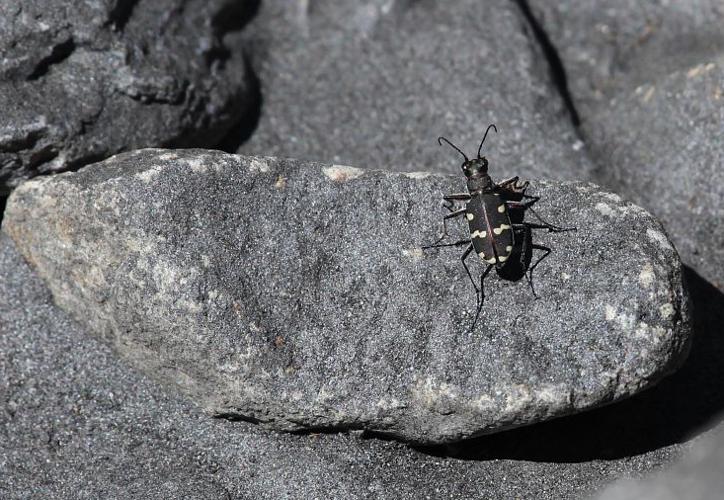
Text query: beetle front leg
442 193 471 212
498 176 529 193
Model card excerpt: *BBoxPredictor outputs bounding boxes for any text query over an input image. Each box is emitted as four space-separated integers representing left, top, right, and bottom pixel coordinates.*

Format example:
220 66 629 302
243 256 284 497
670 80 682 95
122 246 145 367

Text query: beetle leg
424 207 467 246
520 215 577 233
442 193 472 212
470 264 494 332
459 244 478 297
422 238 470 249
526 244 552 298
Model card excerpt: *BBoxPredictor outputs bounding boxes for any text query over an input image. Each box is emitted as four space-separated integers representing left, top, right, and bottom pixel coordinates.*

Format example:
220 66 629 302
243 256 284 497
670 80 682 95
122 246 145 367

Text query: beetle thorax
462 157 493 194
466 172 494 194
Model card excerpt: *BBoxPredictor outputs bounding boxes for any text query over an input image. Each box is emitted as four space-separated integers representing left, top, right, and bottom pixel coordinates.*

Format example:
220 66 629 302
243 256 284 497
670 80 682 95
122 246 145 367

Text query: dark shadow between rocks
0 193 7 225
415 266 724 462
215 54 262 153
212 0 263 152
514 0 581 127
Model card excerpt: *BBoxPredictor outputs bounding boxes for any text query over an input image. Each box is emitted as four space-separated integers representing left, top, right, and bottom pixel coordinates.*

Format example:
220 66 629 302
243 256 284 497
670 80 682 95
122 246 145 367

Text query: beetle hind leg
526 243 552 298
469 264 494 332
525 207 576 233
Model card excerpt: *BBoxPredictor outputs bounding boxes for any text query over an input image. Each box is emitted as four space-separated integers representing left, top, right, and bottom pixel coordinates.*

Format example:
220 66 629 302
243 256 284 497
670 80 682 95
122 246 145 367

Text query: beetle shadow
414 266 724 462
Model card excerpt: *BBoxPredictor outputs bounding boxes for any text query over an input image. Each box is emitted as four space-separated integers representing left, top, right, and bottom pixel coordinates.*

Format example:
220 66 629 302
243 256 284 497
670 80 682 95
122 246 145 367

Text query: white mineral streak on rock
323 165 364 182
646 228 674 252
595 202 615 217
248 157 271 173
659 303 675 320
402 248 424 261
413 377 457 408
403 171 432 179
639 263 655 288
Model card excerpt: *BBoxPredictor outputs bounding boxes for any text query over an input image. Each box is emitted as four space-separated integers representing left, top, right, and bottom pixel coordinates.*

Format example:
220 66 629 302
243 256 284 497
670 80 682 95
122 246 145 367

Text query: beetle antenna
477 124 498 158
438 136 469 162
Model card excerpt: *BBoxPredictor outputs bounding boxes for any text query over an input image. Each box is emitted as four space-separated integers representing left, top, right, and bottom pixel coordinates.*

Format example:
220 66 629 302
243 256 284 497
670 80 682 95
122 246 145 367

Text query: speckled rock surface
0 0 255 191
526 1 724 289
3 148 690 444
1 232 704 500
598 424 724 500
237 0 592 181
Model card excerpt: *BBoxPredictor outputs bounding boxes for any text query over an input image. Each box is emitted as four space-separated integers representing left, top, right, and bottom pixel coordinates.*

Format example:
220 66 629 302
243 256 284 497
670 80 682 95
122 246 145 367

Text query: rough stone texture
1 232 707 500
526 1 724 289
237 0 592 181
0 0 256 192
598 425 724 500
3 148 690 444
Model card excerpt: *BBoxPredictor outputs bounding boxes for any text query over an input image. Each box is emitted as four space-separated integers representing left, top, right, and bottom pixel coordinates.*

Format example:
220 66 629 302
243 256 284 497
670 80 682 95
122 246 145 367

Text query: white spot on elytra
471 230 486 238
646 228 674 251
484 256 497 264
497 204 505 213
466 213 474 221
493 224 510 235
498 255 508 262
323 165 364 182
505 245 513 253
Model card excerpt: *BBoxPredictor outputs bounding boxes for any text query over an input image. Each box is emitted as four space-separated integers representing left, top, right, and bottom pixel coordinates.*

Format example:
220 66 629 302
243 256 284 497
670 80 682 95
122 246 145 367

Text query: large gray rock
2 148 690 444
237 0 592 181
526 1 724 289
598 425 724 500
0 0 255 192
0 233 702 499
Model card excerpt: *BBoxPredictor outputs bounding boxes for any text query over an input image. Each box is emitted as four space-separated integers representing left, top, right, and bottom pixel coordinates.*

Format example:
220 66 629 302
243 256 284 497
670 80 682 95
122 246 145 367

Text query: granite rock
0 232 703 499
526 1 724 289
3 148 690 444
237 0 592 181
0 0 256 192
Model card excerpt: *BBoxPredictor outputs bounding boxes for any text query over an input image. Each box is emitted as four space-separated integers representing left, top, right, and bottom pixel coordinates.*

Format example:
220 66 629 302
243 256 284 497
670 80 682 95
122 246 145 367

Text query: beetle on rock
423 124 575 331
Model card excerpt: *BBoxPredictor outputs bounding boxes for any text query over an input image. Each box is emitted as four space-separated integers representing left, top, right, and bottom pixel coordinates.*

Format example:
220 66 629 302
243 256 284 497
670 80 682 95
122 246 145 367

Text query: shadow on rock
416 266 724 462
0 193 7 225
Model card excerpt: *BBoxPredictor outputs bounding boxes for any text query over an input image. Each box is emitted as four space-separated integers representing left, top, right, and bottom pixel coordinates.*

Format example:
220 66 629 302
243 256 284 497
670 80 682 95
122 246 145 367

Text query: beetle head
462 156 489 177
437 124 498 192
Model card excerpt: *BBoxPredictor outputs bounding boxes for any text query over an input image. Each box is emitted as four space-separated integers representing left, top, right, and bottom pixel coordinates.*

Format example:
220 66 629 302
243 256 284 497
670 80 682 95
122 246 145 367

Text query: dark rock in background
3 148 690 444
0 0 257 192
527 1 724 289
237 0 592 181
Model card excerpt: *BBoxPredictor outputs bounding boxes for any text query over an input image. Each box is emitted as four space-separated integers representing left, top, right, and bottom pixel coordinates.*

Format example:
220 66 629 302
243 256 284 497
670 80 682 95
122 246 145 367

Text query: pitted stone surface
527 1 724 289
0 0 254 191
237 0 592 181
2 149 690 444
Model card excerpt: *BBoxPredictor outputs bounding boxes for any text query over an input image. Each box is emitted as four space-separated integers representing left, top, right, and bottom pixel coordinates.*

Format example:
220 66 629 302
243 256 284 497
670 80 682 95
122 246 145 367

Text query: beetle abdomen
466 193 515 266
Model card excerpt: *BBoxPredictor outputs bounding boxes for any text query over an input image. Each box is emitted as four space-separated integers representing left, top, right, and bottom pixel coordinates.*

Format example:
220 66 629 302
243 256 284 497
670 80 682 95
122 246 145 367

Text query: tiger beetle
423 124 575 331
